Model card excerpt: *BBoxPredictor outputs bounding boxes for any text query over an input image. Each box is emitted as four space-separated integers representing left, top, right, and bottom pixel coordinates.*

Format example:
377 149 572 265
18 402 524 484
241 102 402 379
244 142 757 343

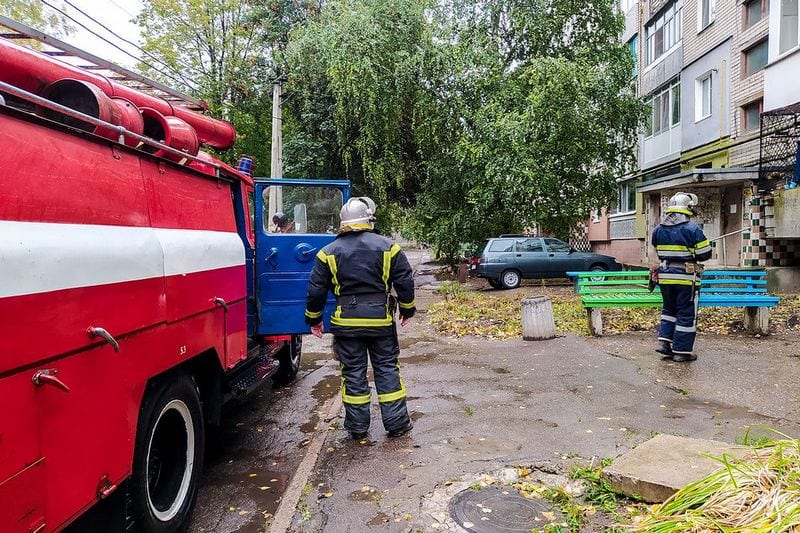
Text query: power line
61 0 199 80
38 0 200 92
108 0 135 18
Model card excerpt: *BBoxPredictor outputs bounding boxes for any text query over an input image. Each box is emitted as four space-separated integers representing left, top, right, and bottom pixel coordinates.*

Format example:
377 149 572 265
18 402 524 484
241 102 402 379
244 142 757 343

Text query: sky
51 0 144 69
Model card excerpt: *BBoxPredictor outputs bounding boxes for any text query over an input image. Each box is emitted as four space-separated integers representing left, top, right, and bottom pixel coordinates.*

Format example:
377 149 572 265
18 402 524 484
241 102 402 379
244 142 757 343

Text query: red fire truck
0 18 345 533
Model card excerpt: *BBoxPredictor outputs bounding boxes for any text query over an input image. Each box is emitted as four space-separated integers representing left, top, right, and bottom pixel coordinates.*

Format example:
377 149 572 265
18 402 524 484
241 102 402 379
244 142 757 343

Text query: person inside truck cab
271 211 294 233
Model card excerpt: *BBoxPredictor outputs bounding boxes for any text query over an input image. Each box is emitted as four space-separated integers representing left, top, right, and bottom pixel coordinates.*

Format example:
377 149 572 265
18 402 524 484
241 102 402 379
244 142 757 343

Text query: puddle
410 411 425 421
402 352 437 364
311 374 340 403
348 486 382 503
400 335 439 349
493 367 511 374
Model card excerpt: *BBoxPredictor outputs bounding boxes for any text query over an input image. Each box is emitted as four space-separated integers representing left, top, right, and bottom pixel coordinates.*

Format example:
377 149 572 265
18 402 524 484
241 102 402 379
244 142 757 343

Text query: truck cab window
262 185 343 234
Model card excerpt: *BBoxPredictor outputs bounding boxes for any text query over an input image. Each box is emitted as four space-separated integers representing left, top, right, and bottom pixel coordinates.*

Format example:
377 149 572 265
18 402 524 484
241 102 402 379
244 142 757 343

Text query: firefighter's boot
655 339 673 358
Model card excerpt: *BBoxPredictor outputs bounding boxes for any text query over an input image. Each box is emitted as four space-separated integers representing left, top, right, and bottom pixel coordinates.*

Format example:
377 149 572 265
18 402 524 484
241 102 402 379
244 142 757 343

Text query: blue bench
566 270 779 336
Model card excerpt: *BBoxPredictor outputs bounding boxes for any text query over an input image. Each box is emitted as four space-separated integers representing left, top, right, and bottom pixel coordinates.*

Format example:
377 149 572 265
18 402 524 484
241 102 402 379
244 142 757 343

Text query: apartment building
588 0 799 285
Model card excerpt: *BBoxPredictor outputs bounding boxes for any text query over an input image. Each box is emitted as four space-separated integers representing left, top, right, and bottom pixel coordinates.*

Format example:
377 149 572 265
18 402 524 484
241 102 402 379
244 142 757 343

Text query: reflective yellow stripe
339 223 373 232
305 309 322 319
398 300 415 309
341 389 371 405
331 315 393 327
382 250 391 291
390 243 402 257
694 240 710 249
666 207 693 215
656 244 691 251
659 279 694 285
327 254 341 296
378 381 407 403
316 249 341 295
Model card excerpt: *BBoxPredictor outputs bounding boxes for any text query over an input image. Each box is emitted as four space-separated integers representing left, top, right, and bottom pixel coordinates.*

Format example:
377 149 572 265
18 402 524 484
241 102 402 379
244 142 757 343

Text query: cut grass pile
634 438 800 532
428 289 800 339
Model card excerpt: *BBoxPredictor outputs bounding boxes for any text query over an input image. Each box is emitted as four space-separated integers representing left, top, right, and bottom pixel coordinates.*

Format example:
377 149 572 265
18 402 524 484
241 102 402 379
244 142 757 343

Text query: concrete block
587 308 603 337
743 306 769 335
602 434 748 503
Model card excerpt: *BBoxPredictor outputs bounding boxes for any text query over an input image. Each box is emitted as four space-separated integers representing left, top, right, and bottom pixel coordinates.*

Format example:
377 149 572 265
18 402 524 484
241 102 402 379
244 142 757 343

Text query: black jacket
304 230 416 337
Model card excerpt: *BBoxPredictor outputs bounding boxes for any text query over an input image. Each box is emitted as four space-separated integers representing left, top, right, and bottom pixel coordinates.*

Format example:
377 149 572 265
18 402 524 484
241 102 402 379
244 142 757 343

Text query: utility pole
268 79 283 226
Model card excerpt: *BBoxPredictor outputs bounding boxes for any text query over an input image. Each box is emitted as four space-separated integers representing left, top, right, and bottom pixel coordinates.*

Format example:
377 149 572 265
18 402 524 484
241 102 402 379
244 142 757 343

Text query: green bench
566 270 779 336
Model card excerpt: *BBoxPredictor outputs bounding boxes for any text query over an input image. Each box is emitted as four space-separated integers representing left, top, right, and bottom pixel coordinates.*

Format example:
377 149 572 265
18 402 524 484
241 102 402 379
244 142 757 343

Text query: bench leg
587 307 603 337
743 307 769 335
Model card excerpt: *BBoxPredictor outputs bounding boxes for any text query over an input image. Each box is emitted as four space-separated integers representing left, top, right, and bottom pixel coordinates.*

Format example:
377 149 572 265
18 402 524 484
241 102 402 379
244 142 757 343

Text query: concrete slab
602 434 749 503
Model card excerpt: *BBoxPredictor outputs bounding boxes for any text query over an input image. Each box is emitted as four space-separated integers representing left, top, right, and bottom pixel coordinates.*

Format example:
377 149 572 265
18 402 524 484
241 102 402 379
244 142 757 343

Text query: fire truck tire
274 335 302 385
129 374 205 533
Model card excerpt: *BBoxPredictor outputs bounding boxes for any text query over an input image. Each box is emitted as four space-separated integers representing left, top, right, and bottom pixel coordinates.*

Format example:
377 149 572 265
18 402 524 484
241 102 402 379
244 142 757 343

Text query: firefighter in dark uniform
652 192 712 362
304 197 415 439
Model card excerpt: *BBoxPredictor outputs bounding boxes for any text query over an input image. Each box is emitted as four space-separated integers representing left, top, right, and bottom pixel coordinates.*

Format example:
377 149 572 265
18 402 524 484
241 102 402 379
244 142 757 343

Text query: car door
542 237 576 277
254 179 350 335
513 237 548 277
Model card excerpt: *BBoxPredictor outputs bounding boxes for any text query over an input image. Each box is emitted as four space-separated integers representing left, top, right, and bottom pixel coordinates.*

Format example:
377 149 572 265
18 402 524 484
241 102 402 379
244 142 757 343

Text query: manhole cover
449 486 561 532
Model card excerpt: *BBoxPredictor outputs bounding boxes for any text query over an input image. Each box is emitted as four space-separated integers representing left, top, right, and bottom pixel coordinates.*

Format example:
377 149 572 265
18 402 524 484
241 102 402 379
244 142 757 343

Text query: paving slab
602 434 750 503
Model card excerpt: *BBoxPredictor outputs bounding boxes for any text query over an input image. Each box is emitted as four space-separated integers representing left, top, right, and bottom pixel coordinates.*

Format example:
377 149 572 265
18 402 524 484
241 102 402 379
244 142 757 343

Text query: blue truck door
254 179 350 335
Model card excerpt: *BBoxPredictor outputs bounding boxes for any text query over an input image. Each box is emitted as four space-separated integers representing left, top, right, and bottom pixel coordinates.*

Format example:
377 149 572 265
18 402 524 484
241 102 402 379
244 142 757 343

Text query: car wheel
274 335 302 385
589 264 608 282
500 269 521 289
129 374 204 533
487 278 502 289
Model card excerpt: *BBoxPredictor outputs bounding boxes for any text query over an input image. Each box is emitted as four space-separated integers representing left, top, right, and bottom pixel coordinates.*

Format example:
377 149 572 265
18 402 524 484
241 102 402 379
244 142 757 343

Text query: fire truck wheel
274 335 302 385
129 374 205 533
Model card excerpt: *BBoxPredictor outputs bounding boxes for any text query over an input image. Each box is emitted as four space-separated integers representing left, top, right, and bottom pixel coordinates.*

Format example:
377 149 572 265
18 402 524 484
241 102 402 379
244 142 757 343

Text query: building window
743 99 763 132
695 74 712 121
648 80 681 136
780 0 799 54
743 40 769 76
629 35 639 76
745 0 768 28
645 0 683 67
699 0 715 31
614 181 637 214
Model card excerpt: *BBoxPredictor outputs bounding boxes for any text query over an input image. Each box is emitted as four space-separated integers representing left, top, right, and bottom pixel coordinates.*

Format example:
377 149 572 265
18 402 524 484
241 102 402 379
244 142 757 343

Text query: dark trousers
333 334 410 433
658 284 697 354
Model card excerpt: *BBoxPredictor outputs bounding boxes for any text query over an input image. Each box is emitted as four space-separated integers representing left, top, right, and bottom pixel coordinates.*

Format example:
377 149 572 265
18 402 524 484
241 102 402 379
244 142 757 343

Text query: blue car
470 235 621 289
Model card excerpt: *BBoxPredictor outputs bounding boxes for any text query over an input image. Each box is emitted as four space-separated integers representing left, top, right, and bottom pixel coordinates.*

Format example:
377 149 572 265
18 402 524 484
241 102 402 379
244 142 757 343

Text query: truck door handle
32 369 70 392
265 247 278 263
87 327 120 352
516 254 522 257
549 254 555 257
214 297 229 311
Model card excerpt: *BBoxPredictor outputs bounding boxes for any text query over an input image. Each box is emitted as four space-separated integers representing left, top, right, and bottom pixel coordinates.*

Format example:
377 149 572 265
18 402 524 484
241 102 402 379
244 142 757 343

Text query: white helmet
339 196 376 229
666 192 698 215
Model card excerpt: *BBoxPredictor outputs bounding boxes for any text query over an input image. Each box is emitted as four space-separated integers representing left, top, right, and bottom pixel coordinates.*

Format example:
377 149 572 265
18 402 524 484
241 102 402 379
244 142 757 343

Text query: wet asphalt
189 250 800 532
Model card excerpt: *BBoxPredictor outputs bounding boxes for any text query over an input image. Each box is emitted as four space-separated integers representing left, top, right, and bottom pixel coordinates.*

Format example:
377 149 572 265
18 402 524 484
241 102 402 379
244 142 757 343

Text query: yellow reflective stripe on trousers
340 365 371 405
378 381 407 403
305 309 322 319
398 300 415 309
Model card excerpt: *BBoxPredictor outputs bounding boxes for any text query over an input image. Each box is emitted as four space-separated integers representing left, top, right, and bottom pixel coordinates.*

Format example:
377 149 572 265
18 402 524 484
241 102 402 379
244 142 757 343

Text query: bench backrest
700 270 769 295
568 271 652 295
568 269 770 296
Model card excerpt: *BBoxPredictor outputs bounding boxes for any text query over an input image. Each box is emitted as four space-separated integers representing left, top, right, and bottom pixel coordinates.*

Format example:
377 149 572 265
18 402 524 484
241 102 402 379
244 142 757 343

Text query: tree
284 0 437 217
136 0 315 170
406 0 644 260
0 0 73 36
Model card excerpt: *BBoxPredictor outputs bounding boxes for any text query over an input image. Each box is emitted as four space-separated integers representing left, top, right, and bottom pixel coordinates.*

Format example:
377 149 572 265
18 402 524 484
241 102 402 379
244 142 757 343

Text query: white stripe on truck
0 221 245 298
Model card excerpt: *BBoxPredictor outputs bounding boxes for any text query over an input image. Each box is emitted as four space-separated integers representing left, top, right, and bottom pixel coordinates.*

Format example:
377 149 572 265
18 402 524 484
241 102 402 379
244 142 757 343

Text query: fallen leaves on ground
428 290 800 339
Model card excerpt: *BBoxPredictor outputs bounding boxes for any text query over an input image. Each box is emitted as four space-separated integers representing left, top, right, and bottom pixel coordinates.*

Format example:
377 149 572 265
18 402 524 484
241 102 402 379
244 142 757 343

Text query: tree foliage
135 0 643 259
0 0 73 37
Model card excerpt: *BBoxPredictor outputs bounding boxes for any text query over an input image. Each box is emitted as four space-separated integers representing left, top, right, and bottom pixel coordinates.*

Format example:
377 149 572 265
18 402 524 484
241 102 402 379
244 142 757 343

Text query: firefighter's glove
648 266 659 293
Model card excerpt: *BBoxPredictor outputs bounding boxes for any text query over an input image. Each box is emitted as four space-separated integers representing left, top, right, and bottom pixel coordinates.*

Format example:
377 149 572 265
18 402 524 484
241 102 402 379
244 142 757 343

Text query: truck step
225 348 281 401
